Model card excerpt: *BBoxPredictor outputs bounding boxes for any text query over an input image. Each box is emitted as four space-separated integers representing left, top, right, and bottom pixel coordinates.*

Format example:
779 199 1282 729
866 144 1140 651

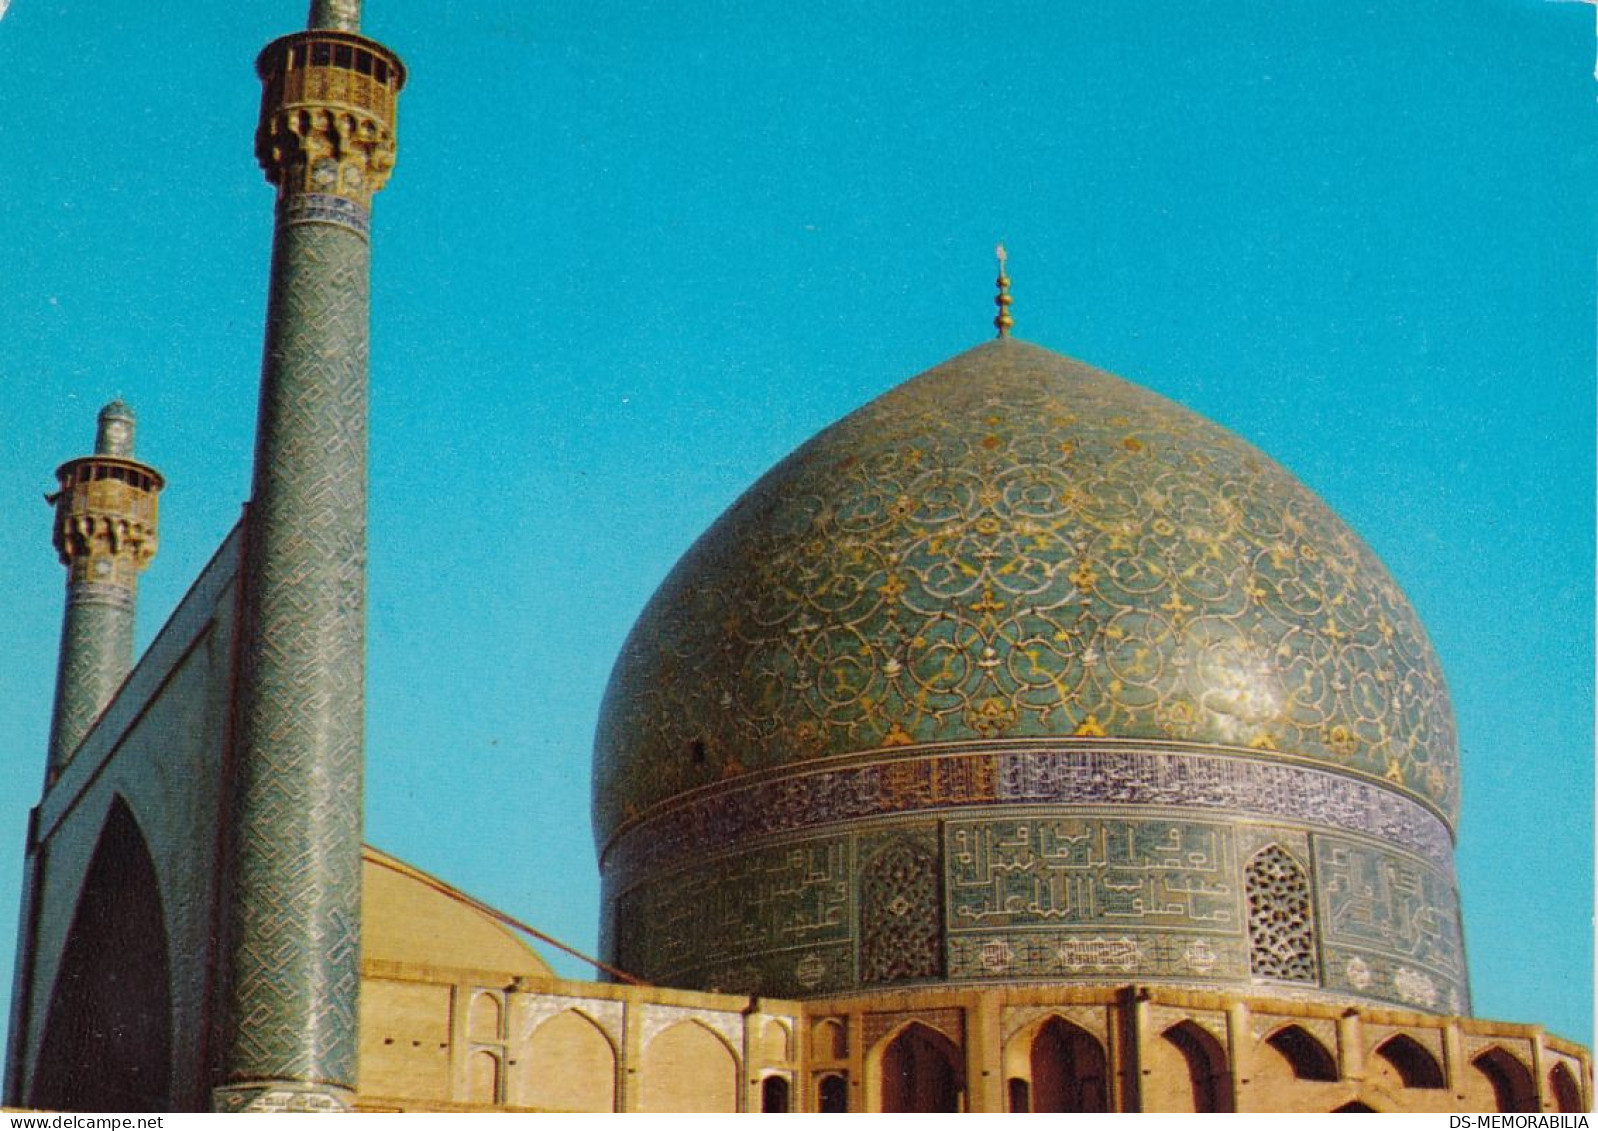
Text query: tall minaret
213 0 403 1112
43 402 162 785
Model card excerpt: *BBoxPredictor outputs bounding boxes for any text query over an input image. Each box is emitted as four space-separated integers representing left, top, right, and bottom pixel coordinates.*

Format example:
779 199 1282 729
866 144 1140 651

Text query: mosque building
4 0 1590 1115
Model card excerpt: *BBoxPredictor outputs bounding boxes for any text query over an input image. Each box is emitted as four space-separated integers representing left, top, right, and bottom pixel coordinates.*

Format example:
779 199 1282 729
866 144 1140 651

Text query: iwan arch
5 0 1590 1115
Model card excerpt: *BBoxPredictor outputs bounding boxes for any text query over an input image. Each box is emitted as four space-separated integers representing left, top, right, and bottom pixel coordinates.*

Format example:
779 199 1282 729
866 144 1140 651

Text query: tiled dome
593 338 1464 1009
596 338 1457 842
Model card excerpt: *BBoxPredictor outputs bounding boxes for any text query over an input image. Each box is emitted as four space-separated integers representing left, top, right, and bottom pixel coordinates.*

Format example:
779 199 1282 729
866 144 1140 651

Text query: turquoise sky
0 0 1591 1048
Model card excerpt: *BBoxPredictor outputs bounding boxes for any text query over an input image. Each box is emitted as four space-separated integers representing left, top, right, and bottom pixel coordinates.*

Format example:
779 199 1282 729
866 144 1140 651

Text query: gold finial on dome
994 243 1014 338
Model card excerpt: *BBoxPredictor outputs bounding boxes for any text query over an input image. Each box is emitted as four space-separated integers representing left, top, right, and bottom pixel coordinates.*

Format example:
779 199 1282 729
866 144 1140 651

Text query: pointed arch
761 1074 791 1112
817 1072 849 1113
31 797 172 1111
517 1009 616 1112
877 1021 961 1113
1028 1017 1109 1112
468 991 502 1042
858 838 942 984
468 1049 501 1106
760 1017 792 1063
812 1017 846 1061
1245 844 1316 983
1148 1020 1233 1113
1372 1033 1445 1090
1334 1100 1377 1112
639 1020 738 1113
1265 1024 1339 1082
1470 1048 1537 1113
1550 1062 1583 1114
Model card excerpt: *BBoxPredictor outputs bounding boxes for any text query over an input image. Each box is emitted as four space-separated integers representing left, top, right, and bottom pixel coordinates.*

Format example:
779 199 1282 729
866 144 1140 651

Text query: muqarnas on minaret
253 3 404 235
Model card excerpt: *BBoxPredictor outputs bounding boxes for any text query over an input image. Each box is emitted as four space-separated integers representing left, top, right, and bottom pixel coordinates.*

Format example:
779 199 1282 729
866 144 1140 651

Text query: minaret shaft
214 18 401 1114
46 591 135 772
219 218 371 1108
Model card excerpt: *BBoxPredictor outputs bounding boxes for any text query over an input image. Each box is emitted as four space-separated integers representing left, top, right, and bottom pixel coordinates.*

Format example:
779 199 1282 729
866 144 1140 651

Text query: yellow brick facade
353 958 1591 1113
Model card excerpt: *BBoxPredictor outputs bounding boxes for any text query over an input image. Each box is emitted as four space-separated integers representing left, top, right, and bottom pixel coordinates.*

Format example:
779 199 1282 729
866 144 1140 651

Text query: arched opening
1334 1100 1376 1112
1550 1062 1583 1114
468 992 501 1042
761 1075 791 1113
32 798 173 1111
1372 1034 1445 1090
858 840 942 984
1471 1048 1537 1113
518 1009 616 1112
639 1021 738 1113
468 1049 500 1106
812 1018 846 1061
1157 1021 1232 1113
1266 1024 1339 1082
1007 1077 1030 1112
1029 1017 1108 1112
817 1073 848 1113
879 1023 960 1113
761 1019 791 1064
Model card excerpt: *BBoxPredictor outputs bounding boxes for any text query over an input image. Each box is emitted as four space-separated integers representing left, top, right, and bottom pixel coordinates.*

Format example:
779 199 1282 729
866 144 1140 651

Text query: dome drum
598 734 1467 1013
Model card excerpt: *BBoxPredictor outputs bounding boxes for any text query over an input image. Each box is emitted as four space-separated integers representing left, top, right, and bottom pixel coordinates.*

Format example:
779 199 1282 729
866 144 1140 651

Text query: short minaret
213 0 403 1113
43 402 162 785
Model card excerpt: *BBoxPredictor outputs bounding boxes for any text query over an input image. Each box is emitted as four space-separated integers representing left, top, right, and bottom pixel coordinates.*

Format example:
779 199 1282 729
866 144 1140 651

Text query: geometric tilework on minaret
43 401 162 786
213 0 403 1112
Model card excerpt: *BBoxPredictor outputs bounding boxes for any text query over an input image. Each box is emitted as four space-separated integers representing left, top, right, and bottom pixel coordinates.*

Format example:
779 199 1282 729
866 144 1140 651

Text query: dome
594 337 1466 1013
596 339 1458 832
